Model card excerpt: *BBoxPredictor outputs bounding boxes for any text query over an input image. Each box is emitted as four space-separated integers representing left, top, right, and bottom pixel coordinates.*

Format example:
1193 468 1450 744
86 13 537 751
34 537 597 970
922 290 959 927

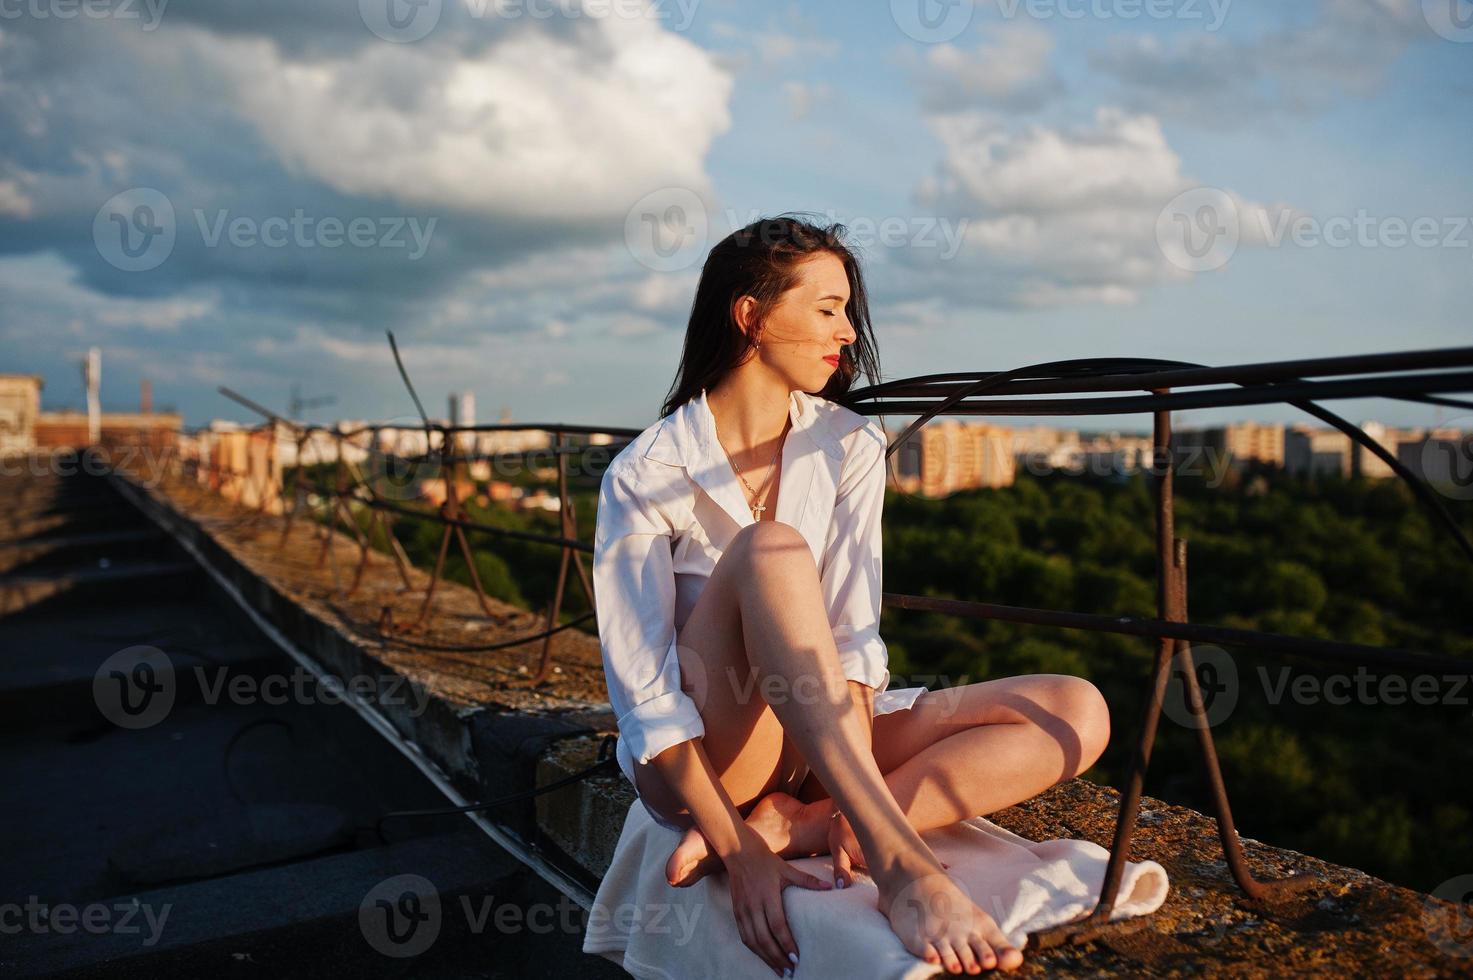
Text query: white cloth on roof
583 800 1170 979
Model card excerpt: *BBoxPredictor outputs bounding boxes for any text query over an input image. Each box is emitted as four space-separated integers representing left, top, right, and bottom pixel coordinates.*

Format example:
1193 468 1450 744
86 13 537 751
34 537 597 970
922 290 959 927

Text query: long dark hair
658 213 883 420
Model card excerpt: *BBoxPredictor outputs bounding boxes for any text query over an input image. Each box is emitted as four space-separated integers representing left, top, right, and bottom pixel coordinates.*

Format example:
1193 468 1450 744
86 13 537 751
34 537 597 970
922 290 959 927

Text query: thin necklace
715 421 787 521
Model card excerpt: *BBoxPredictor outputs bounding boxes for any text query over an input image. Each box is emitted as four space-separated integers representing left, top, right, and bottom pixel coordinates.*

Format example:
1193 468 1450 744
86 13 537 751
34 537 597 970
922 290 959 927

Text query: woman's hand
723 825 832 976
827 809 867 889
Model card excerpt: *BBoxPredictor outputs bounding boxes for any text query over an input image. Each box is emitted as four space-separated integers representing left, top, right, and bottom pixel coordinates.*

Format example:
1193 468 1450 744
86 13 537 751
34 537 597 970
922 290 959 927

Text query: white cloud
911 23 1064 113
913 107 1282 307
1090 0 1430 124
0 254 219 332
0 178 34 218
164 17 732 220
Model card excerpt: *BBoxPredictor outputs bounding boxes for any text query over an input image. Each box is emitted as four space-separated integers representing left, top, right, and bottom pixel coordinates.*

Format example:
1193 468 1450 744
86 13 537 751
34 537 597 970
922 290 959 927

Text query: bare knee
1051 675 1110 774
726 520 812 576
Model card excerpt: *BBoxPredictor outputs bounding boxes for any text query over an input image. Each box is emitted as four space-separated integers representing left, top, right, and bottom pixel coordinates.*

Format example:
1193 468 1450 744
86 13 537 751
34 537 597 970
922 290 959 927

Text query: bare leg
668 676 1110 886
795 677 1111 847
635 521 1023 973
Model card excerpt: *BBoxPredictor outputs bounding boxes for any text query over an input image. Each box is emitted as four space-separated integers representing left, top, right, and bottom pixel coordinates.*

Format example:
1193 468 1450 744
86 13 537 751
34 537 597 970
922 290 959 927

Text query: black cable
375 610 596 654
371 734 620 844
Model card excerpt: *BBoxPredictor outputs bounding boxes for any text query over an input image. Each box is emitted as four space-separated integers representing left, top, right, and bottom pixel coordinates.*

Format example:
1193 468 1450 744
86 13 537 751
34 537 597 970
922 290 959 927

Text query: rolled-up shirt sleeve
592 463 705 768
819 419 891 693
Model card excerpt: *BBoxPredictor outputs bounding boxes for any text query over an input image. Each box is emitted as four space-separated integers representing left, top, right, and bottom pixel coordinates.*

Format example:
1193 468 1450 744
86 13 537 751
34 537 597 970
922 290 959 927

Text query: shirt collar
643 386 846 537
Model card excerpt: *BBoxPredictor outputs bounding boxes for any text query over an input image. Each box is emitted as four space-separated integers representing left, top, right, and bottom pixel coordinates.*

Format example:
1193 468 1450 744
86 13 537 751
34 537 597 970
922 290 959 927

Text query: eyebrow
816 294 848 303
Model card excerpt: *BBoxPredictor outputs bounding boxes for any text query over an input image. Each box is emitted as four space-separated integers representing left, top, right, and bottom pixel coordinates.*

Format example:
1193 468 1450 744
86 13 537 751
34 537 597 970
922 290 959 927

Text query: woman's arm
595 463 828 975
650 738 830 975
592 464 705 769
819 420 892 694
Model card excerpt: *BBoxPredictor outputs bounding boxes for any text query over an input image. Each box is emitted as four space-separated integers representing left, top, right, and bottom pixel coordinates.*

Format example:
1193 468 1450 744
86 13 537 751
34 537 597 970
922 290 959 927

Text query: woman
592 215 1110 977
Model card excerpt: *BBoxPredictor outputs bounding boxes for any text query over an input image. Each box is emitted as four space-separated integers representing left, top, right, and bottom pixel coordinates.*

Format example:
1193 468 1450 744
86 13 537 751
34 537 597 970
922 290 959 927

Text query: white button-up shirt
593 386 922 787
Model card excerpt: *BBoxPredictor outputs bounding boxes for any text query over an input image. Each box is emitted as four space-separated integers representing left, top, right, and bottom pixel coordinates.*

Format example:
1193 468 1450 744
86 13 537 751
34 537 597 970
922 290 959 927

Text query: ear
732 295 760 340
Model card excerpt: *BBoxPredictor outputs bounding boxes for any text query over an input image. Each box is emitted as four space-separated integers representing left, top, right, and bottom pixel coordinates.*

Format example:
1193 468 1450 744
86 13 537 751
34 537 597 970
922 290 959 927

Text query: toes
994 944 1024 972
954 939 980 975
981 924 1019 971
936 940 963 975
968 936 996 972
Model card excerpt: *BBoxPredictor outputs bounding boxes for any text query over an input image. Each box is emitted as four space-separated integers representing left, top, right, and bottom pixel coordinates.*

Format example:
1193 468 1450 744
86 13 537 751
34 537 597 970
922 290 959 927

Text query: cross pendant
751 503 766 520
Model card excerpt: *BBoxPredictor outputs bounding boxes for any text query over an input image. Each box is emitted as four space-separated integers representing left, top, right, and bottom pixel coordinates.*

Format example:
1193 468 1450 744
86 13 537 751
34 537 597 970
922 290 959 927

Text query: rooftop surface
0 464 623 979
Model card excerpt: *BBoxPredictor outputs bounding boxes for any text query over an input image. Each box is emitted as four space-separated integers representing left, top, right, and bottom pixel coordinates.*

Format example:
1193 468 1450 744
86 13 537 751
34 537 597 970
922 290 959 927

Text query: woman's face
744 251 857 392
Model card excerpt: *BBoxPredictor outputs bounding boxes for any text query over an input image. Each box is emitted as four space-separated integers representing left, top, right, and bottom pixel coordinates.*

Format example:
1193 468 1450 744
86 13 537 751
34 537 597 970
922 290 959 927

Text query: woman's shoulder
807 393 887 460
599 409 691 503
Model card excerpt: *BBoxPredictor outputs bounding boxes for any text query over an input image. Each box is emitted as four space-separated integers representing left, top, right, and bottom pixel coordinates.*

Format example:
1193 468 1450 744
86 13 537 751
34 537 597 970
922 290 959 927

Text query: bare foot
664 791 829 887
874 858 1024 974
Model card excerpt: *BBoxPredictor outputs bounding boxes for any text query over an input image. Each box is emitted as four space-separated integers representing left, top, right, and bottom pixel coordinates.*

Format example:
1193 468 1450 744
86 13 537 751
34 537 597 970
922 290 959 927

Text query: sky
1 0 1470 434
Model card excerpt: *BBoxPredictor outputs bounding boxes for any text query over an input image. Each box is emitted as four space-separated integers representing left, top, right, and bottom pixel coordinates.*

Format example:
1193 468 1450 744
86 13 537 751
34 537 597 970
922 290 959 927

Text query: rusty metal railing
845 344 1473 946
121 341 1472 948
